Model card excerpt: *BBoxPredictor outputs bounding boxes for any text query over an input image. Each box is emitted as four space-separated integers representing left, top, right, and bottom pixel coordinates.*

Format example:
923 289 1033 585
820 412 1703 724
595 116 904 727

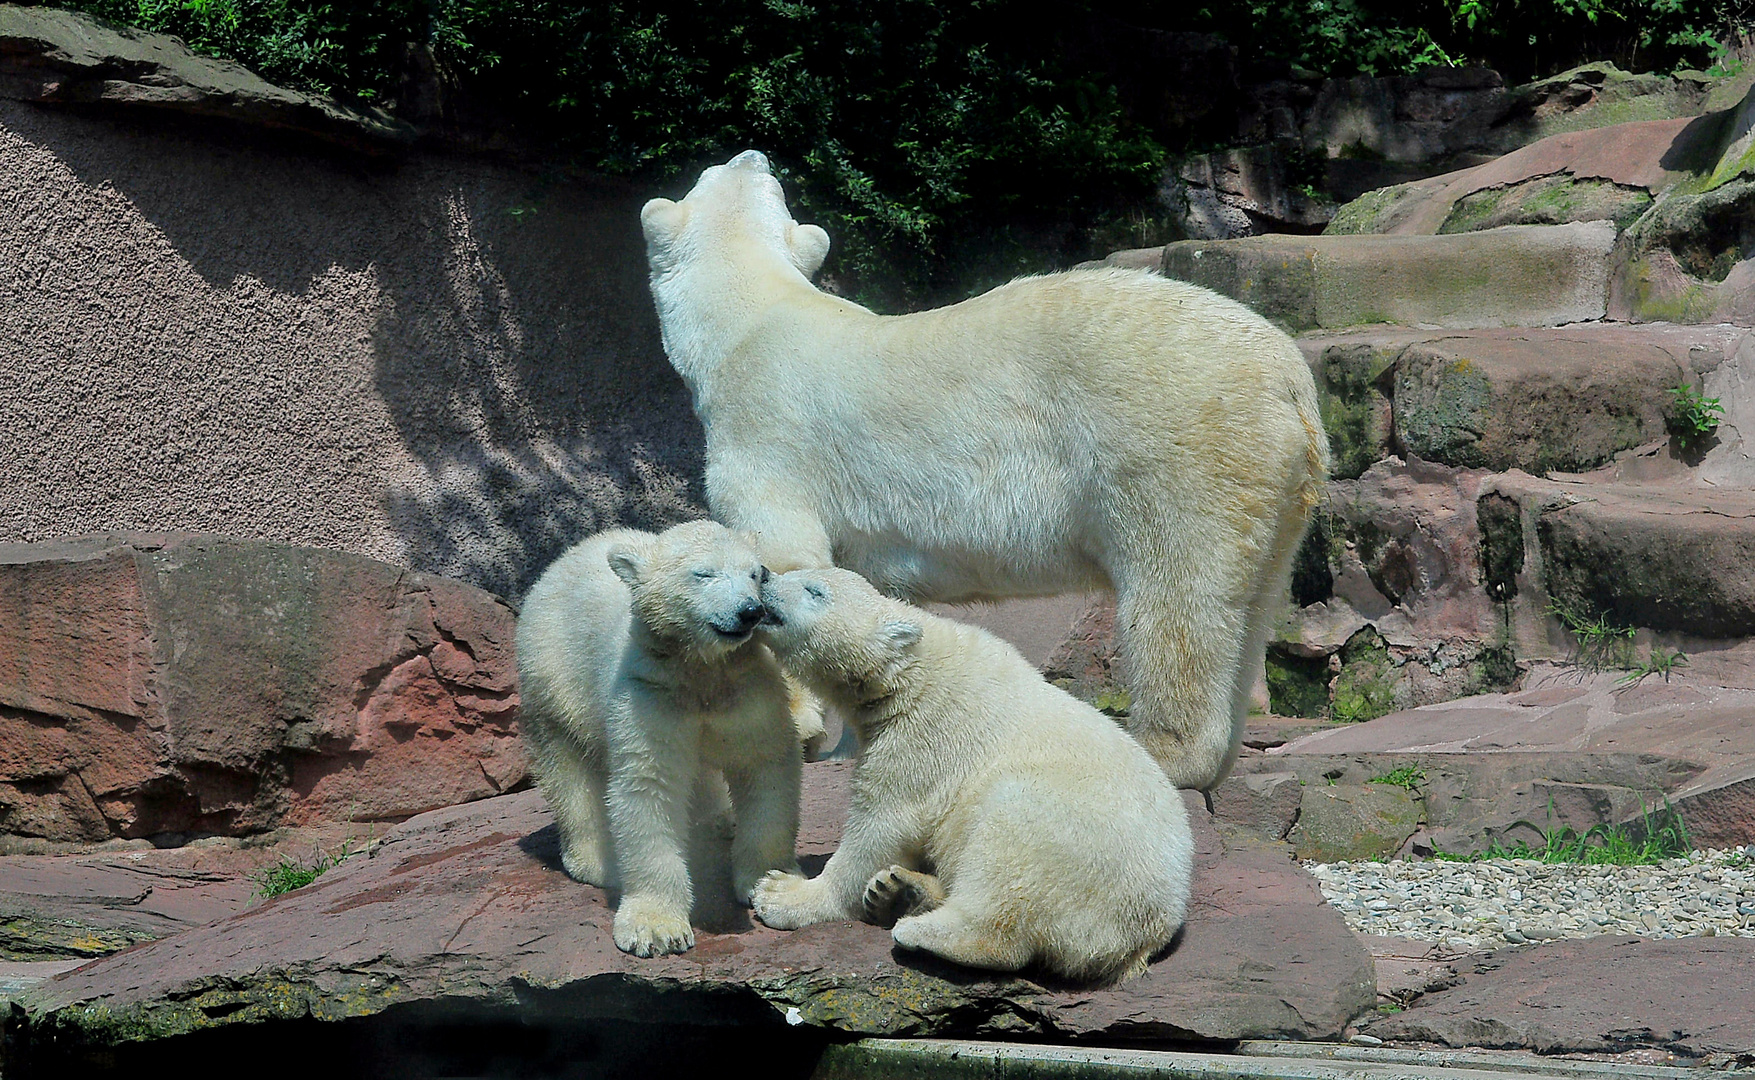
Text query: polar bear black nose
735 598 765 629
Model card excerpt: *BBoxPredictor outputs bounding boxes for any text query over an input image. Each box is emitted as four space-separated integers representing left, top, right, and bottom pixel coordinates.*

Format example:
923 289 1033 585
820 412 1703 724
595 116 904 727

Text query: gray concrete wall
0 100 703 600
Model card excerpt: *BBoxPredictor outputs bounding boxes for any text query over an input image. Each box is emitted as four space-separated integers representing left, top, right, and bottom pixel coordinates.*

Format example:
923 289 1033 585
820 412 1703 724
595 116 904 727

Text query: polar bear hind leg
890 902 1033 973
863 865 947 928
532 731 615 887
1112 523 1256 792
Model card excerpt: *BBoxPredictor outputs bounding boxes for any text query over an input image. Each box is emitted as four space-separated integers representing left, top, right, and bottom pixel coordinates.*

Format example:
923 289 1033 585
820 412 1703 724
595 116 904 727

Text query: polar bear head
758 567 923 702
607 520 771 661
640 150 831 282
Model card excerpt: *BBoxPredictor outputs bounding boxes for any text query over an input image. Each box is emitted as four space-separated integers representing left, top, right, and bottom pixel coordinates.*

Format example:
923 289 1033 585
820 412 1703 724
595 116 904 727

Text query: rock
1259 664 1755 850
1166 61 1740 240
0 534 522 843
1359 935 1461 1008
1289 783 1421 862
1161 223 1616 333
1537 485 1755 639
1366 936 1755 1056
4 764 1377 1069
0 4 412 150
1300 323 1752 477
1325 117 1698 238
0 850 256 961
1209 771 1302 842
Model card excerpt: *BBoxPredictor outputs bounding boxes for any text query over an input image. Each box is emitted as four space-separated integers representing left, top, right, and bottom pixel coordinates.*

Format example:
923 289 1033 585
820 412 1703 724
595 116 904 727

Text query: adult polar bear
642 151 1329 791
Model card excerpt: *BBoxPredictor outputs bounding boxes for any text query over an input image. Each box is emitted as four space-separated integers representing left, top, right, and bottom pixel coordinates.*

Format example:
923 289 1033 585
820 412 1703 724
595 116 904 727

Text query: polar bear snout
716 597 767 637
728 149 770 172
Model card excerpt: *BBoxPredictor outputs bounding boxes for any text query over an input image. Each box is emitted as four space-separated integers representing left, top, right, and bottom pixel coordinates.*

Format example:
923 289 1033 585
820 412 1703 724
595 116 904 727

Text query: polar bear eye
805 584 826 600
692 569 716 580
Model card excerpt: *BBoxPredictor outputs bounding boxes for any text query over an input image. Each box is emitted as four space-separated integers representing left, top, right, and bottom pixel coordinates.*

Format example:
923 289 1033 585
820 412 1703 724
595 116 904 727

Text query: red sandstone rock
1366 936 1755 1056
12 763 1377 1050
0 533 522 843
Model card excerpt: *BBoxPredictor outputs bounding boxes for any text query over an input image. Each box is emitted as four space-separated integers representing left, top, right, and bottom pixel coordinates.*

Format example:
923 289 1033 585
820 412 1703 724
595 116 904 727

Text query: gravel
1306 849 1755 951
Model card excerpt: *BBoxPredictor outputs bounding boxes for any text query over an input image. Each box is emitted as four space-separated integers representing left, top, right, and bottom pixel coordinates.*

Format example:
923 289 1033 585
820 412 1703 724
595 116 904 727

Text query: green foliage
1546 599 1637 672
41 1 1751 302
1433 802 1693 865
249 838 362 899
1618 645 1689 685
1370 764 1427 791
1667 381 1726 450
47 1 1168 308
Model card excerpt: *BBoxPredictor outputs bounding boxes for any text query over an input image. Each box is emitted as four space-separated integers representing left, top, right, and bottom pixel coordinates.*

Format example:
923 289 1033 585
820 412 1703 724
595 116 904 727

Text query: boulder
1536 485 1755 640
1300 323 1752 478
0 534 522 844
1161 223 1616 333
1366 936 1755 1057
4 763 1378 1072
1289 783 1421 862
1254 664 1755 850
0 4 411 149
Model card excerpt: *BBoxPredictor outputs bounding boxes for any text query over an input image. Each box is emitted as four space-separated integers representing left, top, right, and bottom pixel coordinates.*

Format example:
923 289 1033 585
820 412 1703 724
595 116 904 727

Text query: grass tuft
1433 801 1692 866
1617 646 1688 686
250 838 363 899
1546 600 1636 672
1369 765 1426 791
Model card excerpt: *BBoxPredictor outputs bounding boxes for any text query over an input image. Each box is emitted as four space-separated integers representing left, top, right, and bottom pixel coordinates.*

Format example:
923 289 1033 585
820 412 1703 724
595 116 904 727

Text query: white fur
642 151 1329 791
750 568 1193 985
516 520 802 957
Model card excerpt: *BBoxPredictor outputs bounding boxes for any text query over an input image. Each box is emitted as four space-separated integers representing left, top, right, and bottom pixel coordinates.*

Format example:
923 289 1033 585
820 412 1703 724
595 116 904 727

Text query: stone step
1224 664 1755 853
1157 222 1617 333
1297 322 1755 480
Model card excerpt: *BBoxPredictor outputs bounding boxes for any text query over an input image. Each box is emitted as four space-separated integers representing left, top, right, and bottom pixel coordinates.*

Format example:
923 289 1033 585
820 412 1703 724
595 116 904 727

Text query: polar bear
641 150 1329 792
516 520 802 957
749 567 1194 985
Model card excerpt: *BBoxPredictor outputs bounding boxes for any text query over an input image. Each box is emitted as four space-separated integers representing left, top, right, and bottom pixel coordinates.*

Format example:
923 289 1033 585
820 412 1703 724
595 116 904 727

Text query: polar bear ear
879 620 922 651
606 543 650 586
874 619 923 683
788 223 830 278
641 198 690 248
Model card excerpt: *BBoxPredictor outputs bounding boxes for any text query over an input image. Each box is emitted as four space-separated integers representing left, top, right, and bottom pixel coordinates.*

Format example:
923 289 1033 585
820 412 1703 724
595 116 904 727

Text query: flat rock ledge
4 763 1374 1067
1365 935 1755 1060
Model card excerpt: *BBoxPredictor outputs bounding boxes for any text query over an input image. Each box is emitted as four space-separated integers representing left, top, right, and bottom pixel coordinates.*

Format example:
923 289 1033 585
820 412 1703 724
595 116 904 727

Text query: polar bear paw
752 869 832 930
862 865 947 928
613 896 695 957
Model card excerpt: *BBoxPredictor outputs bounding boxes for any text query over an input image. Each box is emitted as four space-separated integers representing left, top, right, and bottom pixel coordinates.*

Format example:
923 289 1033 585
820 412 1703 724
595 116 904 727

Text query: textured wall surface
0 100 703 600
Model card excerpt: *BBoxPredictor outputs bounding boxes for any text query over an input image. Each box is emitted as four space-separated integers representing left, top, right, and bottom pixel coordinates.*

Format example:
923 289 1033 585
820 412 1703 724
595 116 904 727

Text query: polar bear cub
516 520 802 957
750 567 1193 984
640 150 1329 793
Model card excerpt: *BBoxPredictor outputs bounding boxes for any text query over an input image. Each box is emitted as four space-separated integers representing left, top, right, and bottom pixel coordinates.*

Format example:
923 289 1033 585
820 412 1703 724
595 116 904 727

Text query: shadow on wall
1 103 703 599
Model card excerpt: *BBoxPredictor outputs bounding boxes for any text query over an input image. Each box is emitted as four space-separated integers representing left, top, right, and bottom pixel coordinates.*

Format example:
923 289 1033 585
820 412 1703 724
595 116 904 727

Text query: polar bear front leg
725 751 803 902
605 748 699 957
752 807 913 930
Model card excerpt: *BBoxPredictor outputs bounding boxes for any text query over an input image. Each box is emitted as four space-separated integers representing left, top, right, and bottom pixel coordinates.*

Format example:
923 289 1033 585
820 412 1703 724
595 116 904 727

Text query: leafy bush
37 1 1753 304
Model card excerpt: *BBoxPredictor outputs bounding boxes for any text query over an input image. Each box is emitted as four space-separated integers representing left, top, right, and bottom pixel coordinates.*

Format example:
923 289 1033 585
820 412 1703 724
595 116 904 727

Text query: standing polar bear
642 150 1329 792
750 567 1194 984
516 520 802 957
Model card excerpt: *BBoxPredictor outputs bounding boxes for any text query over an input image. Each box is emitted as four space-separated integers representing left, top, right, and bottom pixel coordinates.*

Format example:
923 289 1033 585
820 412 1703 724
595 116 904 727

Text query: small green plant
250 838 363 899
1370 765 1426 791
1667 382 1725 451
1617 646 1689 686
1546 600 1636 672
1433 801 1692 866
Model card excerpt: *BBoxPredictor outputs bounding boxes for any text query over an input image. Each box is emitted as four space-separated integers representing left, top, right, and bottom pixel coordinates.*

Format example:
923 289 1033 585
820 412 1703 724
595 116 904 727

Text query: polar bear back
891 617 1192 896
516 529 646 740
706 267 1316 599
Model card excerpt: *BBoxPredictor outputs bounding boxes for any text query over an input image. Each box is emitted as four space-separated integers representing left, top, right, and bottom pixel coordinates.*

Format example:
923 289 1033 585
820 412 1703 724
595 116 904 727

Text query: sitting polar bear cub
751 567 1193 985
517 520 802 957
640 150 1330 793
